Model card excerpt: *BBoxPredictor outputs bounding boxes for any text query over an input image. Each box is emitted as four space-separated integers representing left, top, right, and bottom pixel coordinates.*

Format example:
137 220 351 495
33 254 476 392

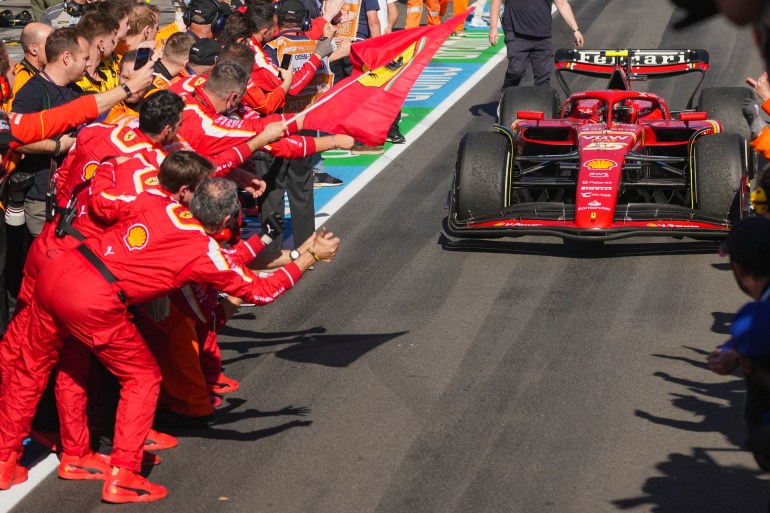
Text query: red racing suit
248 34 322 100
174 79 316 176
0 189 302 471
5 95 100 150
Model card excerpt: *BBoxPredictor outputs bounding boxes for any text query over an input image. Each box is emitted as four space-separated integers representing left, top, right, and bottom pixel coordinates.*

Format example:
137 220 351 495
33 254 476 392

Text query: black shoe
313 172 343 188
386 128 406 144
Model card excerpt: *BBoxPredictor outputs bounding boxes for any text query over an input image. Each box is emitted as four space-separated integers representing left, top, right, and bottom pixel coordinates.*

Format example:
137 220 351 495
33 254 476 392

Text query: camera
4 172 34 226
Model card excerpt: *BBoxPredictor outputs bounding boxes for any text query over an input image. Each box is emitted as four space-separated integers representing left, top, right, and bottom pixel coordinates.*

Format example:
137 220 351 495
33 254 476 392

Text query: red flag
301 9 473 146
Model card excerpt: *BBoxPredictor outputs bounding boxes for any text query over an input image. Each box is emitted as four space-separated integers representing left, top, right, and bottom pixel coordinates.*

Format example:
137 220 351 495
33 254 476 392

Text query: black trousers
257 153 315 248
503 33 553 89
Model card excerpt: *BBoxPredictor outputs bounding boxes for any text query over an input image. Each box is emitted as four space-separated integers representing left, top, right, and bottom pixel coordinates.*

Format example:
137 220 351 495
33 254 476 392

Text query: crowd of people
0 0 426 503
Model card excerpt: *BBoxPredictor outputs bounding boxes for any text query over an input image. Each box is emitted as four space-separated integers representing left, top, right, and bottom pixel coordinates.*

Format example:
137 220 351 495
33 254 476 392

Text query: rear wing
554 49 710 108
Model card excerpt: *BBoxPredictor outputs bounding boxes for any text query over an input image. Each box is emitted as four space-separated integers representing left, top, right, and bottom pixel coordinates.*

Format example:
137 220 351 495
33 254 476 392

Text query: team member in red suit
0 159 339 503
174 60 353 178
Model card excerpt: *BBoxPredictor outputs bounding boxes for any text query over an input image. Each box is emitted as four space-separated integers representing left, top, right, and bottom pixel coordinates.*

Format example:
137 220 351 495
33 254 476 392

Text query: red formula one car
448 49 756 241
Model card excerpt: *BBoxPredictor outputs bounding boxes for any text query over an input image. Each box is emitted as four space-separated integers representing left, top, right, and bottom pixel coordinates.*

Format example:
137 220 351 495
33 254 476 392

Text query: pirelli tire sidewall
453 131 510 223
697 86 754 140
498 86 561 129
694 132 747 223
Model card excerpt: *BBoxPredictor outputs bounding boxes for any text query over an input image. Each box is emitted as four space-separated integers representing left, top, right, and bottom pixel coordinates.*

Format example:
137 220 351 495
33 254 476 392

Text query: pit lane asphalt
8 1 770 512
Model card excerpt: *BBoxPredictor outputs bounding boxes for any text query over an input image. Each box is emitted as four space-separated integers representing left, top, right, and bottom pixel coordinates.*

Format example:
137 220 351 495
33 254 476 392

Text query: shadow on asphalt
218 330 407 368
709 311 735 335
439 231 721 258
614 346 768 512
468 101 498 119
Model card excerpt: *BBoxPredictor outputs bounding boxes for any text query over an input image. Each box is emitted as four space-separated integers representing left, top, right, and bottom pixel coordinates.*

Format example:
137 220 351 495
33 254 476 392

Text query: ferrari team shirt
503 0 552 38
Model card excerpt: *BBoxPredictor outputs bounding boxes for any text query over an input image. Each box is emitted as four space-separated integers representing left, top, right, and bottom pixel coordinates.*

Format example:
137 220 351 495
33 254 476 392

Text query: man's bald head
20 22 53 67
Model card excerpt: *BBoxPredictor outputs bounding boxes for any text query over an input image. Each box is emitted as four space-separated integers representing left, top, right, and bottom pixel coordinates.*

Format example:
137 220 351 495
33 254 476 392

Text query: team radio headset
273 0 312 32
183 0 228 34
64 1 84 17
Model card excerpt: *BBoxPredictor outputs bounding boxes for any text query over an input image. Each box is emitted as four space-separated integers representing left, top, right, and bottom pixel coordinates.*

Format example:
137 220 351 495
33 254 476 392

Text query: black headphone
183 0 227 34
273 1 312 32
64 0 84 17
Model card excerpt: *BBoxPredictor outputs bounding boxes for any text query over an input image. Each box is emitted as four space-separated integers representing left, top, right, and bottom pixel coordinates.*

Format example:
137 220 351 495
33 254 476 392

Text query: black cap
720 216 770 275
0 111 22 148
277 0 308 20
670 0 719 29
188 38 221 66
189 0 229 25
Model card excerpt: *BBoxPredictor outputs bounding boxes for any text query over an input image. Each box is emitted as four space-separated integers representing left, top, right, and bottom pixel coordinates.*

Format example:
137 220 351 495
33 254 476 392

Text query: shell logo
144 176 159 186
584 159 617 170
123 130 136 142
123 224 149 251
83 162 99 180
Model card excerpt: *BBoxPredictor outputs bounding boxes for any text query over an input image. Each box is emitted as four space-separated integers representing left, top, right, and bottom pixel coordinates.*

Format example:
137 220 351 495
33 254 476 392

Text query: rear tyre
498 86 560 128
697 87 753 140
694 133 747 223
453 131 510 223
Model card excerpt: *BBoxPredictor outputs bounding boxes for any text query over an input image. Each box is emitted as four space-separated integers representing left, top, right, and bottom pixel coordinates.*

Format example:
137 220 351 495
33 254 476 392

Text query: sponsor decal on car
584 141 627 151
580 192 612 198
578 205 611 211
584 159 617 170
588 171 610 178
581 186 613 191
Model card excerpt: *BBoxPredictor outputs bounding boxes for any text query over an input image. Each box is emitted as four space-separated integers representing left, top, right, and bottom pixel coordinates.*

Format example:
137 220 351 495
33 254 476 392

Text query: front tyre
453 131 510 223
693 133 748 224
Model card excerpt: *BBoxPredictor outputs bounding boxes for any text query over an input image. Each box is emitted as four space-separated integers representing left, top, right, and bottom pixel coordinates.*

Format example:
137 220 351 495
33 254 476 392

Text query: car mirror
517 111 545 120
679 112 708 121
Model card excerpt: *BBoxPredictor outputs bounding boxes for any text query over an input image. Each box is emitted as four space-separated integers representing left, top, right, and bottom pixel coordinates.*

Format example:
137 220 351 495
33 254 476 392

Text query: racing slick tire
453 131 509 223
694 132 747 223
498 86 560 129
697 87 753 141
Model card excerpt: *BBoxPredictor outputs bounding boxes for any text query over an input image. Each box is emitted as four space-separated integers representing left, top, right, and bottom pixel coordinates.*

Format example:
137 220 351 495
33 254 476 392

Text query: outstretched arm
553 0 584 48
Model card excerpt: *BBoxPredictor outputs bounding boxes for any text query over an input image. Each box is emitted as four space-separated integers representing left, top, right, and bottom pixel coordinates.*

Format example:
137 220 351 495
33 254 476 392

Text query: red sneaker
58 451 111 480
207 373 239 394
101 467 168 503
210 393 223 408
0 452 28 490
144 429 177 451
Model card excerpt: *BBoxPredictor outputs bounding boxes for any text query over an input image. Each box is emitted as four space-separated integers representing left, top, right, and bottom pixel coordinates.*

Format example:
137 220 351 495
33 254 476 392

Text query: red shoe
144 429 177 451
101 467 168 503
58 451 111 480
142 451 161 466
0 452 28 490
28 429 61 452
207 373 239 394
210 393 223 408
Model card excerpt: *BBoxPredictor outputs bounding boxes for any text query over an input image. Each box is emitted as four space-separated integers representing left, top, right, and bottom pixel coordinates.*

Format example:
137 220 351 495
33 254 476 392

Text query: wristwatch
289 249 300 261
120 83 133 98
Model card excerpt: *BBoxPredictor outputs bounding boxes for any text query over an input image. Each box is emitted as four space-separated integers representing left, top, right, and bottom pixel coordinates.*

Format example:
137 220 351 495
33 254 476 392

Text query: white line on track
0 453 59 513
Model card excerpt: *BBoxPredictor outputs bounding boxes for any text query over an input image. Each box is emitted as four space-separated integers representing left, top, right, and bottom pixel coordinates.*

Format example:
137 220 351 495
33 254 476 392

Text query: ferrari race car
447 49 756 240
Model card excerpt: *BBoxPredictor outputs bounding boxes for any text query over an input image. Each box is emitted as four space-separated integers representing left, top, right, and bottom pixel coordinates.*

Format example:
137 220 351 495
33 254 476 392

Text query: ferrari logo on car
124 224 149 251
585 159 617 170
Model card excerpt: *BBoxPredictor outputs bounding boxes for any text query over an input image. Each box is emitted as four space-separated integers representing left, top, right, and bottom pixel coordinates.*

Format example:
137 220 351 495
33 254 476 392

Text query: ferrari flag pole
292 8 473 146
